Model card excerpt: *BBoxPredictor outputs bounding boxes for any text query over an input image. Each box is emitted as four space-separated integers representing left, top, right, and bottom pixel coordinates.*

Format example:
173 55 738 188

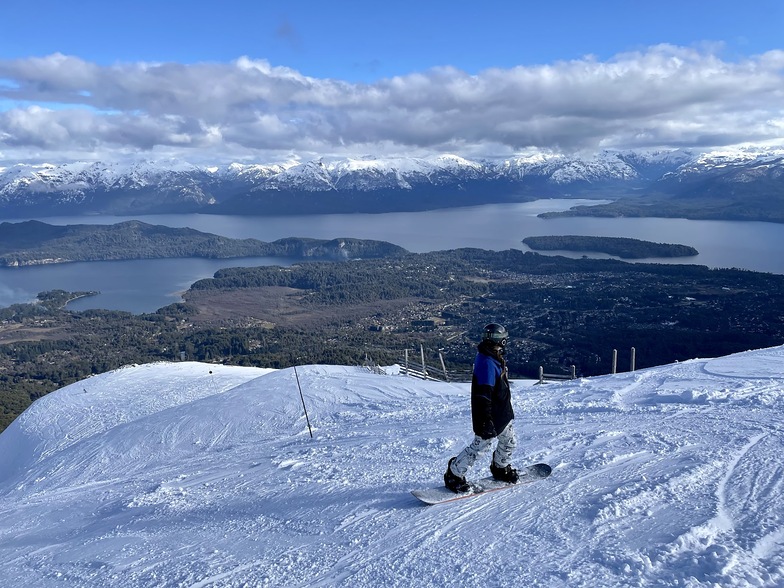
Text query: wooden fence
399 345 473 382
379 345 638 384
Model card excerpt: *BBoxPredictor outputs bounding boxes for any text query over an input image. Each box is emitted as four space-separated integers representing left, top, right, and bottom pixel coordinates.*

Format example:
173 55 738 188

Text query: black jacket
471 341 514 439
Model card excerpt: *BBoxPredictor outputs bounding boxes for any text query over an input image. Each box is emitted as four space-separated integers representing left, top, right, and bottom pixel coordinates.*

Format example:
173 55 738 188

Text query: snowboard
411 463 552 505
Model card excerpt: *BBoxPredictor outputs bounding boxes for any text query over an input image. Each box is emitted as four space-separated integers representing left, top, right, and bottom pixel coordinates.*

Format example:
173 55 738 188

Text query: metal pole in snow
293 366 313 438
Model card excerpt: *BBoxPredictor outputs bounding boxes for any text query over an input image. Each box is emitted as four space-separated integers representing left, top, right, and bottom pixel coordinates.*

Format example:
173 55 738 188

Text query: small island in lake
522 235 698 259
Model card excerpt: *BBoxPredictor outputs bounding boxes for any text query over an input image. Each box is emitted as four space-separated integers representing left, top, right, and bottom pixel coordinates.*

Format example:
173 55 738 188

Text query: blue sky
1 0 783 163
4 0 782 80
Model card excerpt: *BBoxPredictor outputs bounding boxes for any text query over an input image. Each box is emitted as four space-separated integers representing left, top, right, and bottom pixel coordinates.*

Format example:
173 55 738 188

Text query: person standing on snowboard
444 323 518 493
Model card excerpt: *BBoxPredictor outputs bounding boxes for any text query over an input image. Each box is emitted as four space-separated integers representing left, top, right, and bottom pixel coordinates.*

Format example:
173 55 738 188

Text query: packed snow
1 346 783 587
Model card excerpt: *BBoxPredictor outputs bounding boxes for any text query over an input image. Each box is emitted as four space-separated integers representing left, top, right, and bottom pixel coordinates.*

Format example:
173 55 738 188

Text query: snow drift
1 347 783 587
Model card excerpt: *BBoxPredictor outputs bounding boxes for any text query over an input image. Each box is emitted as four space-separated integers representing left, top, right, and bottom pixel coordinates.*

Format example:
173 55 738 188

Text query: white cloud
0 45 783 163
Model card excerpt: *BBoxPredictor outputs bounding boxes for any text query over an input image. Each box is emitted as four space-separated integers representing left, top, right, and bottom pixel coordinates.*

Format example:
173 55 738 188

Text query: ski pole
293 366 313 438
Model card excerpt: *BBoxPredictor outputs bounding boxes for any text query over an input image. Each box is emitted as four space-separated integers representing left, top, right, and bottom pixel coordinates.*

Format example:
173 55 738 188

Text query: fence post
630 347 636 372
439 351 449 382
571 365 576 379
612 349 618 374
404 348 409 375
420 344 427 379
539 366 544 384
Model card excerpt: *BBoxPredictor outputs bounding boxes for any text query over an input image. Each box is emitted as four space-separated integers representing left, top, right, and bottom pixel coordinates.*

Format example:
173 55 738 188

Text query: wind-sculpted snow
0 349 783 587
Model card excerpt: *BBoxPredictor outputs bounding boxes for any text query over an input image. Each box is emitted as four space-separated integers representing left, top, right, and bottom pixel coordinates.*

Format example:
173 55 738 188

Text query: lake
0 256 294 314
2 199 784 313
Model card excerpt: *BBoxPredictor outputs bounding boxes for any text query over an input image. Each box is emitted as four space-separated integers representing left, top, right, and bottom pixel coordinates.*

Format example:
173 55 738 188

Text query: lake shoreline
2 200 784 313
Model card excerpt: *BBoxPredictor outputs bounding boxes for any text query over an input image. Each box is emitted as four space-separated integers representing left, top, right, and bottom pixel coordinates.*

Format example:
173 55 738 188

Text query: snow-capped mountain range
0 147 782 217
1 346 783 586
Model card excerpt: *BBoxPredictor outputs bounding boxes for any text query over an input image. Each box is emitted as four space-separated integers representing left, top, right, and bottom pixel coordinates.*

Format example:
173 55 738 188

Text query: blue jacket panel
473 352 501 387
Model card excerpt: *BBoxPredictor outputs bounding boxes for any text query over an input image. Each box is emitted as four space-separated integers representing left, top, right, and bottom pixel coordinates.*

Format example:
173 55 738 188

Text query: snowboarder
444 323 518 493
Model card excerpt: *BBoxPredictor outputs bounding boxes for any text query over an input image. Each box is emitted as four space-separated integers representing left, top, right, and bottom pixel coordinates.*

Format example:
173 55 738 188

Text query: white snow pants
451 421 517 478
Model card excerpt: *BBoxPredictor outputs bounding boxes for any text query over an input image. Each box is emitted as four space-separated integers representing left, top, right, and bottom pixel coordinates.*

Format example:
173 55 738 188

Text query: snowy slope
1 348 783 587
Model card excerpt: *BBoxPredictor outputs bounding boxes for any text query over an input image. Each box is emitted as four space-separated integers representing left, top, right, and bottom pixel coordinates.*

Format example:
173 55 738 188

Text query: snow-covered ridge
2 147 782 198
1 346 783 587
1 147 783 215
664 146 784 181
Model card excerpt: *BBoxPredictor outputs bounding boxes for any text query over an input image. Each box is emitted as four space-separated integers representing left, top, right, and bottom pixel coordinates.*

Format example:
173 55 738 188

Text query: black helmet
482 323 508 346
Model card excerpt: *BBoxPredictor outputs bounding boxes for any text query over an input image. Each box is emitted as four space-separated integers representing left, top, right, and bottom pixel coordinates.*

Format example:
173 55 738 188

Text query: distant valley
3 248 784 432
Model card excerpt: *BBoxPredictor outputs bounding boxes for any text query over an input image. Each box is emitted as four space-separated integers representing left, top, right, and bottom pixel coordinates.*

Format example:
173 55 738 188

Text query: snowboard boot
444 457 471 493
490 461 519 484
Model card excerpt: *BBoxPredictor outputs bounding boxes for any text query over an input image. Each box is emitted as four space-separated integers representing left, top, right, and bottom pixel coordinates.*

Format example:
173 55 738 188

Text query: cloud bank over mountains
1 45 783 164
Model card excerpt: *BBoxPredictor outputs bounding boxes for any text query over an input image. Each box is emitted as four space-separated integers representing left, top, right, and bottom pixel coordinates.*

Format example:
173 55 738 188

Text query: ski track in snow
0 348 783 587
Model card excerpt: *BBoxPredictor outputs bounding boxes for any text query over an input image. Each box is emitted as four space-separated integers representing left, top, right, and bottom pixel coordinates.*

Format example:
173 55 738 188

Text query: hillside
0 347 782 587
0 220 407 266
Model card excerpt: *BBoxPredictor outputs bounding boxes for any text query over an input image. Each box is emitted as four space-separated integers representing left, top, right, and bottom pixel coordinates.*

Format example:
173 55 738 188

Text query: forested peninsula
0 220 406 266
522 235 698 259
